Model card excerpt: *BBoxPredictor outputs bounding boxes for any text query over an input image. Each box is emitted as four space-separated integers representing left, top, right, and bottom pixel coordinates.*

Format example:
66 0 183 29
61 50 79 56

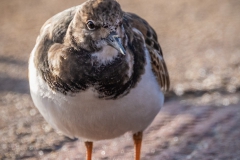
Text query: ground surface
0 0 240 159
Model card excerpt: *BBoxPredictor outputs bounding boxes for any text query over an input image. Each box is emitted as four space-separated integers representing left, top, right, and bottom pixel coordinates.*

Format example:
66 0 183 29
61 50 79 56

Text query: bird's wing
124 13 170 91
33 6 81 94
38 6 78 44
34 6 78 67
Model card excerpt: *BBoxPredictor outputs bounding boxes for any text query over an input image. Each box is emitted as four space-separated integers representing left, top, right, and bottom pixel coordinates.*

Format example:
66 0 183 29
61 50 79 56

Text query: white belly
29 47 164 141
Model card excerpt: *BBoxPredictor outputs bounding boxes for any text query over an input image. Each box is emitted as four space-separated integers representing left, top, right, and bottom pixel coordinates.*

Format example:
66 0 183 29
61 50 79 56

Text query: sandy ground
0 0 240 159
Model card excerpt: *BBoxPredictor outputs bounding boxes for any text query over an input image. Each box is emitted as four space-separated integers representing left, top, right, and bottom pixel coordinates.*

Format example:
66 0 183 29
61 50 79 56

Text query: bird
28 0 170 159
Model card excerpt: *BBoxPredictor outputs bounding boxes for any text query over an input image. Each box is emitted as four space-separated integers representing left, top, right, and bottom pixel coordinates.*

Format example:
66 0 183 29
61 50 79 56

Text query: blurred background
0 0 240 159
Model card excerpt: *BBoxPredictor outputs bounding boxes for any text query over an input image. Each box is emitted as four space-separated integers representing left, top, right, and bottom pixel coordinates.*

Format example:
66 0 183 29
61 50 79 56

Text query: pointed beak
105 32 126 55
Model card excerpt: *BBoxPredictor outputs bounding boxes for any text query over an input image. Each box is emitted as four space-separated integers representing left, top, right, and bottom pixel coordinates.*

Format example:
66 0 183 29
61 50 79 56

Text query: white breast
29 43 164 141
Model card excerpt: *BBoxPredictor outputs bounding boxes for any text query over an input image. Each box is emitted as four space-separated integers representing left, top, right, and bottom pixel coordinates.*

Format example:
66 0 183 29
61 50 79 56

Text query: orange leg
133 132 143 160
85 141 93 160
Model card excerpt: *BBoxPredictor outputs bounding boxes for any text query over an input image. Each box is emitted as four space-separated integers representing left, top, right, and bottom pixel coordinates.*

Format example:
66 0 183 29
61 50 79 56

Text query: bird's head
66 0 126 55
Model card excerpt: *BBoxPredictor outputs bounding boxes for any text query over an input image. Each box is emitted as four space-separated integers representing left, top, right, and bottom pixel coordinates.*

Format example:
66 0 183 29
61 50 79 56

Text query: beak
105 32 126 55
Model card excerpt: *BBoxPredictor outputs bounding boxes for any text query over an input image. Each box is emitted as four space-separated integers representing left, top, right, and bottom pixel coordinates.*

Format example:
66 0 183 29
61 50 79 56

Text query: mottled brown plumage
34 0 169 97
123 12 170 91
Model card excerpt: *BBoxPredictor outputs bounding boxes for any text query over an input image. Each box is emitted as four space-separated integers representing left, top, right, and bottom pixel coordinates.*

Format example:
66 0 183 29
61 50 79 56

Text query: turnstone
29 0 170 159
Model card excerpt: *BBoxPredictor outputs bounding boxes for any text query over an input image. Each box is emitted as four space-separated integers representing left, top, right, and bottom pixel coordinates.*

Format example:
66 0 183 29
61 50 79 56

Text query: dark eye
87 20 96 30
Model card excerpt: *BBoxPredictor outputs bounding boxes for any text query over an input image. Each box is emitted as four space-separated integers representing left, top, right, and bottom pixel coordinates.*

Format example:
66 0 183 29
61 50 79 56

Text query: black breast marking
95 31 146 99
36 32 146 99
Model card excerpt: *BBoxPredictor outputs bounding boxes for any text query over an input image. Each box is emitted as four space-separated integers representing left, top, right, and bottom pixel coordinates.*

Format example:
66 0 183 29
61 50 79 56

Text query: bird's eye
87 20 96 30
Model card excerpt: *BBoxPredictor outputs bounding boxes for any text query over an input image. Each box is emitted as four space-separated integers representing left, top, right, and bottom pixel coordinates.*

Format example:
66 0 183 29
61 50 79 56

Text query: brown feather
124 12 170 91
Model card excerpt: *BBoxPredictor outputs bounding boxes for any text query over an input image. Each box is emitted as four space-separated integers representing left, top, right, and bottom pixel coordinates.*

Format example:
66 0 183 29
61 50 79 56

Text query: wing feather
124 13 170 91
